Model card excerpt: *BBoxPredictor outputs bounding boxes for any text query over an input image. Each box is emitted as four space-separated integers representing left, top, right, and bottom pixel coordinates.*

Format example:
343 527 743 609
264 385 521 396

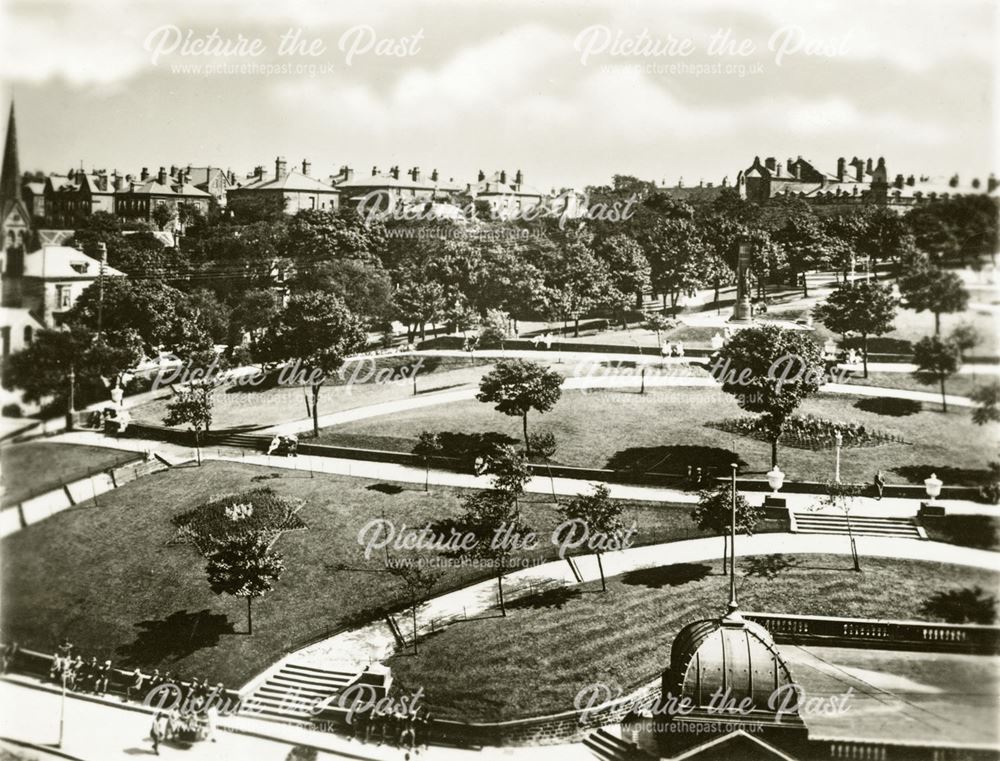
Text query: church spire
1 101 22 202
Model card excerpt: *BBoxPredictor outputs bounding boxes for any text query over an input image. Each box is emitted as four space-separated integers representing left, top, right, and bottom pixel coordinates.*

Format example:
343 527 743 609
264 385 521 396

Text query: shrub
708 414 902 450
2 403 22 418
921 586 997 624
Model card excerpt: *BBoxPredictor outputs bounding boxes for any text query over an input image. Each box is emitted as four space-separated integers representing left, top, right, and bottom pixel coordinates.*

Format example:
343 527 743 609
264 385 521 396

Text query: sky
1 0 997 193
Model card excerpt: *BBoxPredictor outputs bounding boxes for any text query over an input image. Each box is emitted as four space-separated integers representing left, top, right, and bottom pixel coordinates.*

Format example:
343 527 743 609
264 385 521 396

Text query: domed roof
666 611 797 711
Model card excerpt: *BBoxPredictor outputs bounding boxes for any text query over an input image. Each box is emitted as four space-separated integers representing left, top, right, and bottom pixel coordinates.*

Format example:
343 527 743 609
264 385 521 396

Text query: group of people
149 705 218 754
660 341 685 357
350 702 431 753
266 434 299 457
49 641 114 695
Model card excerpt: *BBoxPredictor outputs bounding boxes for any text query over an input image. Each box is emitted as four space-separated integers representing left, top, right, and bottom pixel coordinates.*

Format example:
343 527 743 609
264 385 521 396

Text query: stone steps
792 512 923 539
241 662 357 723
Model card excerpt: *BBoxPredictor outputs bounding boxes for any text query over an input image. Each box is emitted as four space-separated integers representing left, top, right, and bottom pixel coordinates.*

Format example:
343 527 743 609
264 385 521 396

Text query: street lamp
921 473 945 517
728 462 739 615
833 430 843 483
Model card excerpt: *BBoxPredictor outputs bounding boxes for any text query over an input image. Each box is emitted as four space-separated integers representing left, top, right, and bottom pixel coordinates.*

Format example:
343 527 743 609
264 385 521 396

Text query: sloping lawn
129 355 496 431
1 442 141 507
0 460 725 688
319 387 999 486
387 556 1000 722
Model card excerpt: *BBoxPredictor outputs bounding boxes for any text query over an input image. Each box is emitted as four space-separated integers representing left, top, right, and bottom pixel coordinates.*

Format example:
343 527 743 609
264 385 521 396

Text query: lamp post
921 473 945 517
727 462 739 615
834 430 843 483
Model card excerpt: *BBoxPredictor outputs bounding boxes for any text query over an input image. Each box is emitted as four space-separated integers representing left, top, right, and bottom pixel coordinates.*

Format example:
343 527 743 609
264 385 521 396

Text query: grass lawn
319 387 999 486
0 442 141 507
0 460 734 688
387 555 1000 722
843 371 986 400
129 355 497 431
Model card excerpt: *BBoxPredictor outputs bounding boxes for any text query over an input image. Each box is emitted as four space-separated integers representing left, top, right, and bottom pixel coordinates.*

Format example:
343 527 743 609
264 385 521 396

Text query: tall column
729 240 752 323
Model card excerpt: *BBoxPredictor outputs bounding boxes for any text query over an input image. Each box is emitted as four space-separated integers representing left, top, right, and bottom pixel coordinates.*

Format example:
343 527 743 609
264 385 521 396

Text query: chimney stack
948 174 959 188
372 165 379 176
477 169 485 182
764 157 776 172
275 156 288 179
410 166 421 182
390 165 400 180
431 168 439 182
865 158 873 175
894 174 904 189
514 169 523 186
499 169 507 184
157 166 167 185
988 174 998 193
906 174 915 186
141 167 149 181
837 157 846 182
301 159 311 176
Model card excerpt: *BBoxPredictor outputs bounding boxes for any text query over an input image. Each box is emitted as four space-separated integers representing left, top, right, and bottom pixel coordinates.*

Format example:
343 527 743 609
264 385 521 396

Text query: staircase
241 662 357 723
792 512 924 539
584 728 649 760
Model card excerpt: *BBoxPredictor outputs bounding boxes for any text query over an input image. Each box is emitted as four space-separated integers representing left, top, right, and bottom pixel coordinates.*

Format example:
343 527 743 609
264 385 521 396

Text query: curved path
247 533 1000 690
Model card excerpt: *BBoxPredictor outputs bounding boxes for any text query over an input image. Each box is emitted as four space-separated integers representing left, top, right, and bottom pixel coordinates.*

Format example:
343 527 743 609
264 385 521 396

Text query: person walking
150 712 164 756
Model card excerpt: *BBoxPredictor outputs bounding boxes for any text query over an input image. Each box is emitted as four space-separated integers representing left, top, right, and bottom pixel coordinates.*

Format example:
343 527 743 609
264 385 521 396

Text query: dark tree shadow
621 563 712 589
367 483 405 495
844 336 913 354
436 431 519 460
507 586 583 611
854 397 922 417
921 586 997 624
117 609 235 667
893 465 992 487
921 515 999 549
606 446 745 476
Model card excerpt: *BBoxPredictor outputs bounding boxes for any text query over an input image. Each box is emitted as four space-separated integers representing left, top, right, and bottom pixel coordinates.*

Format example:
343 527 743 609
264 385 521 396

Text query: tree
912 335 961 412
557 484 625 591
692 485 763 573
412 431 443 492
595 234 650 319
385 563 441 654
899 264 969 334
713 325 825 466
818 481 864 571
476 359 563 455
813 281 898 377
151 202 175 231
546 237 610 336
483 443 531 511
643 218 705 314
528 431 559 503
768 201 831 296
921 586 997 624
456 490 528 616
69 277 211 356
643 312 676 346
205 533 284 635
478 308 512 348
971 382 1000 425
2 326 142 423
163 382 214 464
266 292 368 436
949 322 981 360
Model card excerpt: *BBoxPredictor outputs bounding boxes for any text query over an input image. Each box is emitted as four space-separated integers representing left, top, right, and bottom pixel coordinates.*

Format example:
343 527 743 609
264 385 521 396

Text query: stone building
228 157 341 215
1 244 124 326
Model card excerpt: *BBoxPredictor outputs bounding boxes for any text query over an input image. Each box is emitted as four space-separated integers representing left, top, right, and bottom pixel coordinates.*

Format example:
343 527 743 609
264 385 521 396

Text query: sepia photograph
0 0 998 759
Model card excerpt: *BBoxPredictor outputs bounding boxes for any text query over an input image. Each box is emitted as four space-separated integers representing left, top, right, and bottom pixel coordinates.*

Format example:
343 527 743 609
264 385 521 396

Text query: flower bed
171 487 307 554
708 415 905 451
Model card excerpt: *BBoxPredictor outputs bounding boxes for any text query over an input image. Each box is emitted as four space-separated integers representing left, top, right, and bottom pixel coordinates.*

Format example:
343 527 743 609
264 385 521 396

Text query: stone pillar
729 240 752 323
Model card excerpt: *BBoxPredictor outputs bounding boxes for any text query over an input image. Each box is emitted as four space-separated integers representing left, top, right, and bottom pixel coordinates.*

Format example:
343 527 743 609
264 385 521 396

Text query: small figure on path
873 470 885 500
